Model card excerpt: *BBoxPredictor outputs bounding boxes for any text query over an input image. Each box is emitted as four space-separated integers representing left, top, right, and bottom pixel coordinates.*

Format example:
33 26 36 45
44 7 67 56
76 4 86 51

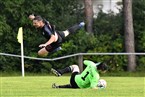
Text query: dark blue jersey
41 24 54 39
41 24 63 47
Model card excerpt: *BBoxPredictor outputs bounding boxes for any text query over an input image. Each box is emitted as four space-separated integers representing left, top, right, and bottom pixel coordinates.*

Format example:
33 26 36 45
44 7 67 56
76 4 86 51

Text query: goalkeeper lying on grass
51 60 108 89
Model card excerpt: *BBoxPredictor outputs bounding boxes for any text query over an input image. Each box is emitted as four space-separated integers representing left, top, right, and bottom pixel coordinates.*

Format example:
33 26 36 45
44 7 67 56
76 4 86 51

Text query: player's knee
63 30 70 37
70 65 80 73
38 51 43 56
38 51 48 57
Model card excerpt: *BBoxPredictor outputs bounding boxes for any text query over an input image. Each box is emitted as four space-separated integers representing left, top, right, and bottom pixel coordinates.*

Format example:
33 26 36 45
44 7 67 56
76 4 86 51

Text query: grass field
0 76 144 97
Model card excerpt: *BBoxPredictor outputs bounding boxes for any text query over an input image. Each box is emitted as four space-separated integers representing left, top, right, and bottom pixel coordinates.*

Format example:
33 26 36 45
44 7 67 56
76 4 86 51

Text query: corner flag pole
17 27 25 77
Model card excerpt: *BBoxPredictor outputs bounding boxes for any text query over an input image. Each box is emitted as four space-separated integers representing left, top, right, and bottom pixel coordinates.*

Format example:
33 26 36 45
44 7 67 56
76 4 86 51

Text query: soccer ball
97 79 107 89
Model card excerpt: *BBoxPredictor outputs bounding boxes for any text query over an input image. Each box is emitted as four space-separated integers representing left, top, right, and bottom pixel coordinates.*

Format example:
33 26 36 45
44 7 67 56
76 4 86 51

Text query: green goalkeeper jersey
75 60 100 89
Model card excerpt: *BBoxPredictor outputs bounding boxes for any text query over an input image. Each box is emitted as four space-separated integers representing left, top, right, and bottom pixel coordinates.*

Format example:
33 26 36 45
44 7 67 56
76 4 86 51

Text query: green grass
0 76 144 97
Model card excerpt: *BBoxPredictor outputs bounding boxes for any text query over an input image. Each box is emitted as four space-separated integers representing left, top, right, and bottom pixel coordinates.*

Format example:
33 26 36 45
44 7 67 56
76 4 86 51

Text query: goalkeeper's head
96 62 108 72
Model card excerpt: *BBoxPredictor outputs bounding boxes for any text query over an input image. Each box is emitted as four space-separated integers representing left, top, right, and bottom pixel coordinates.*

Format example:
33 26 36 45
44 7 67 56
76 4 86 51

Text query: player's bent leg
51 66 72 76
68 22 85 33
61 22 85 38
38 48 48 57
70 65 80 73
63 30 70 37
51 68 62 77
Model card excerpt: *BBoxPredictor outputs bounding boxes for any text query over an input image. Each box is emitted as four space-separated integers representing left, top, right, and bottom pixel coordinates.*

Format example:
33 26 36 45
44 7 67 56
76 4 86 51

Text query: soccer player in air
51 60 108 89
29 14 85 57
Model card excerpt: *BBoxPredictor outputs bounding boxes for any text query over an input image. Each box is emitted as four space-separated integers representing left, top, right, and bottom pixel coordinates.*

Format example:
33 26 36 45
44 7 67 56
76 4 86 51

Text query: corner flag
17 27 25 77
17 27 23 44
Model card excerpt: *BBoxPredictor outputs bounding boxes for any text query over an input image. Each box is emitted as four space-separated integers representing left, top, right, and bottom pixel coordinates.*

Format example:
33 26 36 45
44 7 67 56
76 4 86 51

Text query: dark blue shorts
45 43 61 52
45 31 64 52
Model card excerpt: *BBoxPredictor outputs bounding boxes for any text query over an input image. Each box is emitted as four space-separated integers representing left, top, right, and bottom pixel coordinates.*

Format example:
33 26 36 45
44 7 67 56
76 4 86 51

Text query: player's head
97 79 107 89
33 16 45 28
96 62 108 72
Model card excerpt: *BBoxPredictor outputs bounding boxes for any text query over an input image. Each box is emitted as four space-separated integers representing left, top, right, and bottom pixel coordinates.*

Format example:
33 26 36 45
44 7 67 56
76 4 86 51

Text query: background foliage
0 0 145 73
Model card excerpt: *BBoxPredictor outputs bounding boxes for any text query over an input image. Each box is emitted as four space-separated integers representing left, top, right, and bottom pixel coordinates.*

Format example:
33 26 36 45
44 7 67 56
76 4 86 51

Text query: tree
0 0 84 73
123 0 136 71
84 0 93 33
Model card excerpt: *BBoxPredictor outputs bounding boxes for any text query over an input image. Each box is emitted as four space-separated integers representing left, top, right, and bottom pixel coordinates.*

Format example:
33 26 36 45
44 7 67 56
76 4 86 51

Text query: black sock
57 66 71 75
68 24 81 34
58 84 72 88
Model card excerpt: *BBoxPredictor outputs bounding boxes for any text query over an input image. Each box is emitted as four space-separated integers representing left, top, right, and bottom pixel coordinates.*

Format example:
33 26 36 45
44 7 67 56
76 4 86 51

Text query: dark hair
33 16 44 21
33 16 49 25
97 62 108 71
